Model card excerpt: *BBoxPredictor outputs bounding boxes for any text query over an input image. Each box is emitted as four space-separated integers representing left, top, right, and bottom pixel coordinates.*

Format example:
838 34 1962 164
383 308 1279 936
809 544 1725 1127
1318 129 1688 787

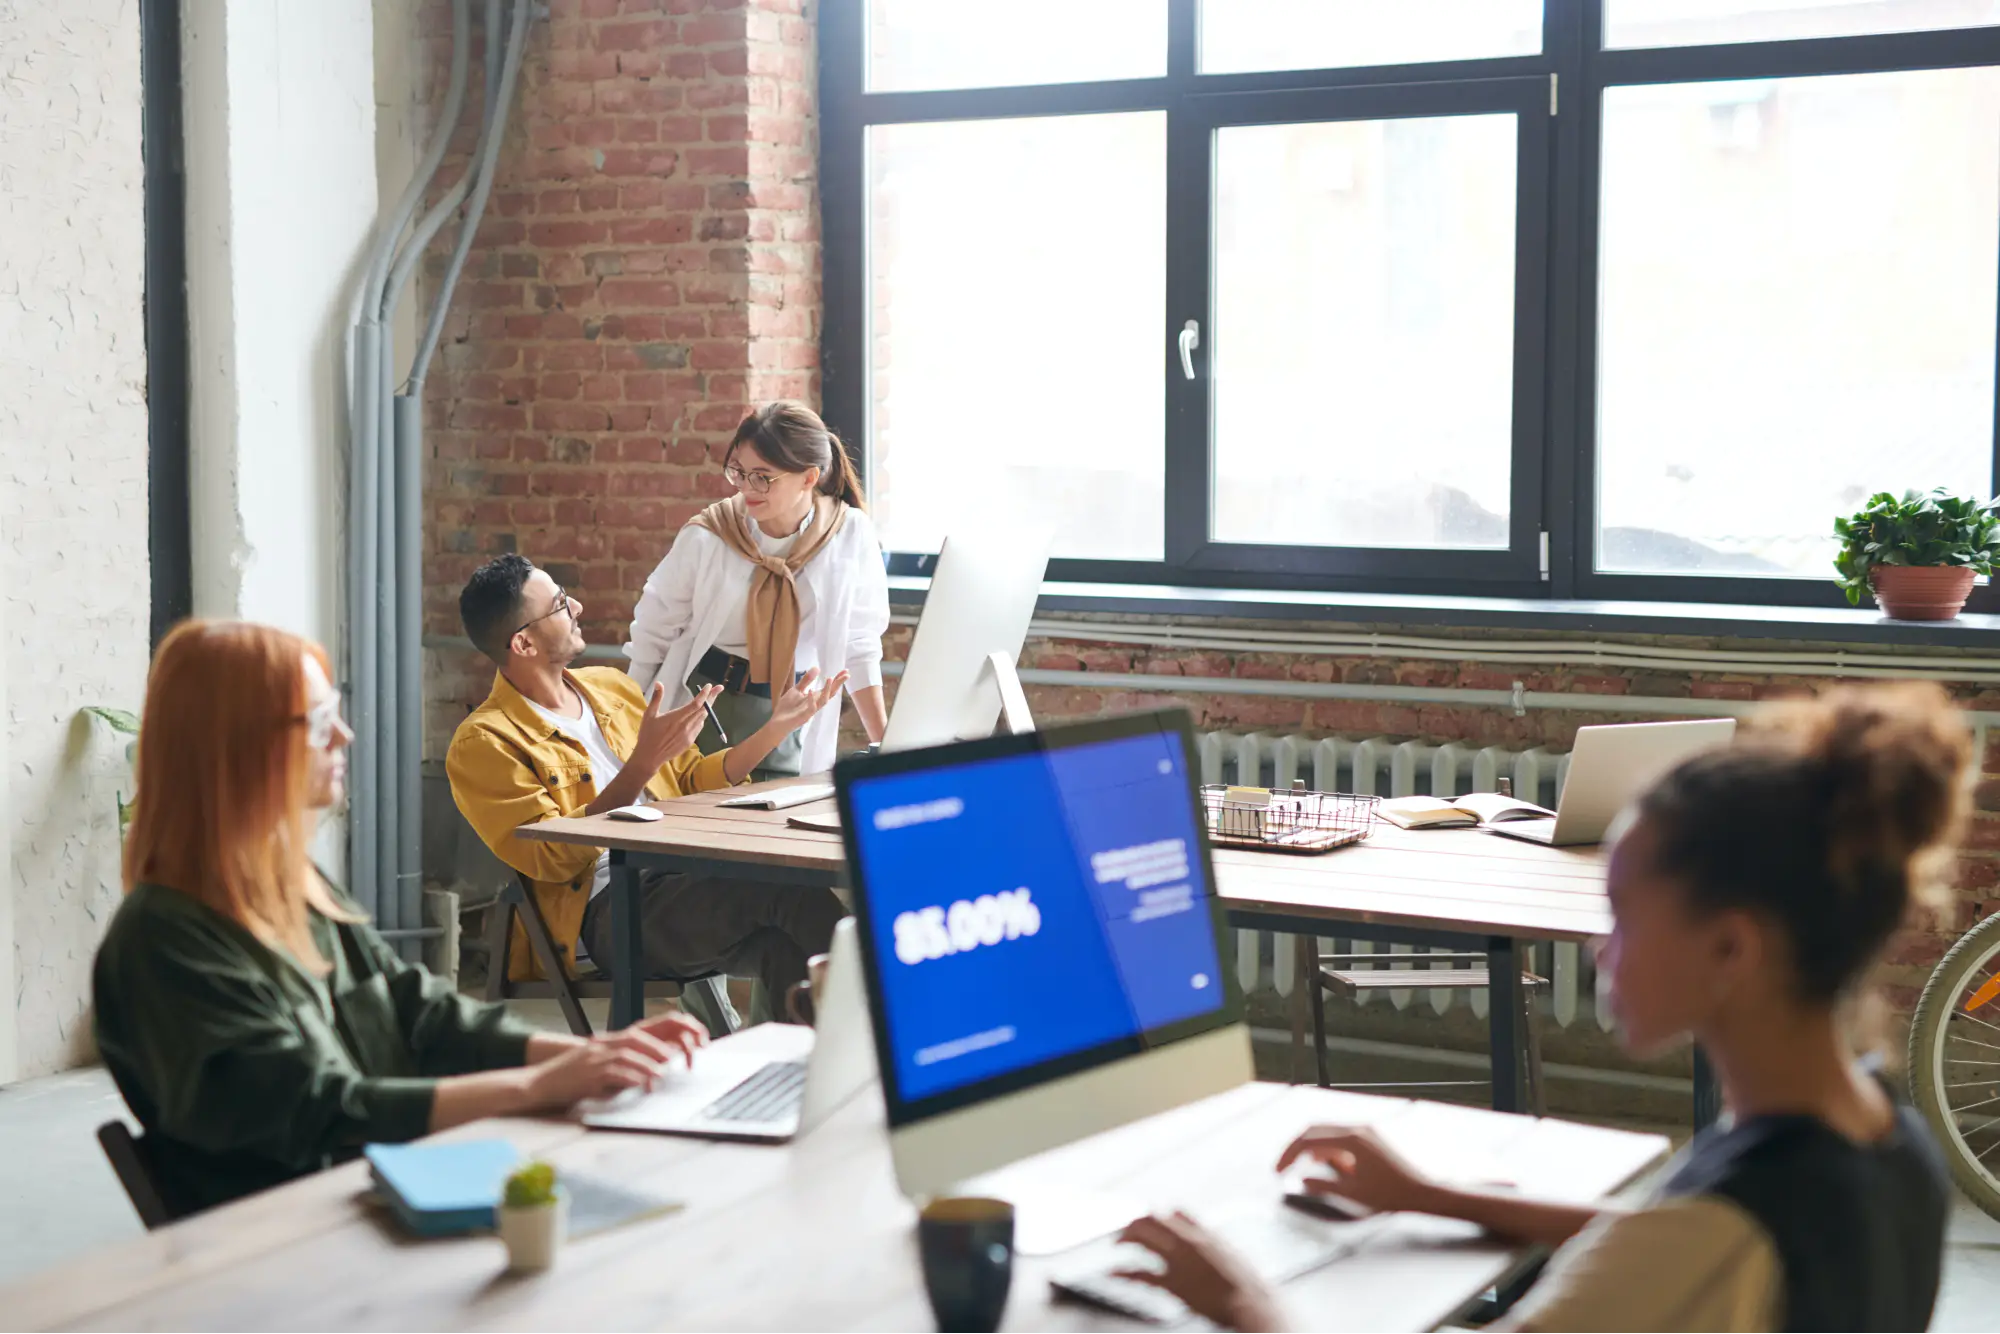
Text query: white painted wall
184 0 378 882
184 0 375 655
0 0 151 1081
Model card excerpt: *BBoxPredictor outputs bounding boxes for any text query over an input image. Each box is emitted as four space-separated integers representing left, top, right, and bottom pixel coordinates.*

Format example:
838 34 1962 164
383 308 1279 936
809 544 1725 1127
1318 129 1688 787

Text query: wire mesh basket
1199 783 1380 855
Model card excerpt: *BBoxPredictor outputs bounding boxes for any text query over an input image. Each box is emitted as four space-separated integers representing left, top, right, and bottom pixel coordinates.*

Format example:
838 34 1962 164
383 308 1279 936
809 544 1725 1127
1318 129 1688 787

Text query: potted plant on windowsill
497 1161 566 1273
1834 488 2000 621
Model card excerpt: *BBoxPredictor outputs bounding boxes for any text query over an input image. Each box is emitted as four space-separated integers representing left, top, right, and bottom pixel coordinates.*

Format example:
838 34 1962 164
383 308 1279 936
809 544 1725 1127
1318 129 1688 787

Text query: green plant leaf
83 706 140 734
1833 486 2000 596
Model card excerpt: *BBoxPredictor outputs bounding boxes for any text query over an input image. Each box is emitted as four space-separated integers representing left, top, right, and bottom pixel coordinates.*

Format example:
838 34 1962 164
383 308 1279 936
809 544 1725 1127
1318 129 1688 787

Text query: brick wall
415 1 1995 1019
422 0 818 657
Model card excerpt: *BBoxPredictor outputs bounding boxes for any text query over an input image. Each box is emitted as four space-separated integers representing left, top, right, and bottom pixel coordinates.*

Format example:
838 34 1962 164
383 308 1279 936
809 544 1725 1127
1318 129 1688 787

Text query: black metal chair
97 1120 175 1230
482 876 727 1036
1299 947 1549 1116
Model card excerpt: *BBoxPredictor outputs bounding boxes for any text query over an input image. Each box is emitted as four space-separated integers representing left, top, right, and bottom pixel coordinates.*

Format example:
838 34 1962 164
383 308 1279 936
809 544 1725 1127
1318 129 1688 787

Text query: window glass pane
1596 69 2000 577
1607 0 2000 48
868 114 1166 560
1212 115 1520 549
868 0 1166 93
1201 1 1542 75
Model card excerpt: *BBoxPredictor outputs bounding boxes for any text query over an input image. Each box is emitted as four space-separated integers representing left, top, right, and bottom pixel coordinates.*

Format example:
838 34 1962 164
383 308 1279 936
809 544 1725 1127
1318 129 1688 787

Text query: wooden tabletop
520 776 849 874
522 779 1612 945
2 1025 1667 1332
1212 825 1610 944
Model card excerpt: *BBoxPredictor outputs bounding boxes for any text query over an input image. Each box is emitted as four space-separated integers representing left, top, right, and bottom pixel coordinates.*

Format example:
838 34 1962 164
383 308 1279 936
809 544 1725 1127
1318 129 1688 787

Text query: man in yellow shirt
446 555 848 1030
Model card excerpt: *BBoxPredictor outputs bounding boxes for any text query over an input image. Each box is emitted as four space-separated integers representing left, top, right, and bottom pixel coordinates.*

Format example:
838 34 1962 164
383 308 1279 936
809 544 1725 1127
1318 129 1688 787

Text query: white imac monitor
832 711 1252 1246
879 527 1054 752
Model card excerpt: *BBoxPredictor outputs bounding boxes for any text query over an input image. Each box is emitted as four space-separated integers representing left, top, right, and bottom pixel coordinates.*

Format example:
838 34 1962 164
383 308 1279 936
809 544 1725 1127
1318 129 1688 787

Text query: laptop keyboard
700 1060 808 1123
1050 1201 1380 1325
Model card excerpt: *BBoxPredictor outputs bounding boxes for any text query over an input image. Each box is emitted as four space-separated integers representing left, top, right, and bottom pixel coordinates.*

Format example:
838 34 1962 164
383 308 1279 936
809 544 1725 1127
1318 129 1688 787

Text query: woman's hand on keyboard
1112 1211 1286 1332
1277 1125 1438 1216
632 1010 709 1064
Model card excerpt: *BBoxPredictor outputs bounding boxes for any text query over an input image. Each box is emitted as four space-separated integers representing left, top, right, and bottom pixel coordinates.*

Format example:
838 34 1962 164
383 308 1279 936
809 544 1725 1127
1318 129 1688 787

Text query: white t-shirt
710 506 820 661
525 688 624 902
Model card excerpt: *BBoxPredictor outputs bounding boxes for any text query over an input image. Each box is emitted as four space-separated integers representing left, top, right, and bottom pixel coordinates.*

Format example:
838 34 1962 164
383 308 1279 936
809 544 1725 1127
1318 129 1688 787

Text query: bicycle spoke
1946 1059 2000 1066
1951 1008 2000 1038
1943 1034 2000 1055
1948 1092 2000 1118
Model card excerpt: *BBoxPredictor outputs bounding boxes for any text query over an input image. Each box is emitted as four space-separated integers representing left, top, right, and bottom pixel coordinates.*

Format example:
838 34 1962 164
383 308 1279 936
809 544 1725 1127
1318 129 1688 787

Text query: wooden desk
520 784 1610 1112
1214 825 1608 1113
519 780 851 1029
1 1025 1668 1332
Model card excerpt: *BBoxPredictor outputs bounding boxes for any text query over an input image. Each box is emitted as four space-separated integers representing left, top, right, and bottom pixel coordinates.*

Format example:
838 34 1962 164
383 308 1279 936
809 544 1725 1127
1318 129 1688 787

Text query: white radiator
1199 730 1609 1032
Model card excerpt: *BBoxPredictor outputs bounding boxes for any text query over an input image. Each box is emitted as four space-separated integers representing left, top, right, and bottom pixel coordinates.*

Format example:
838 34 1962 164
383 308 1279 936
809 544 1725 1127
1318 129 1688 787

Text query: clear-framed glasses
724 464 780 495
510 585 575 639
297 691 347 750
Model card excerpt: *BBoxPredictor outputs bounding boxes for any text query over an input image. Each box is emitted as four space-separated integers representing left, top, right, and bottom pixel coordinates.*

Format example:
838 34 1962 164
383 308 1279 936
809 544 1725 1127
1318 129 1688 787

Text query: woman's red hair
122 620 353 972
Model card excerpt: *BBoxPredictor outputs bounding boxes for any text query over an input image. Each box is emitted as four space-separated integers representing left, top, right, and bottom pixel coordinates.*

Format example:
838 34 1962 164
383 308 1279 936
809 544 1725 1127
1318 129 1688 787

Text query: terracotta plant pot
1869 566 1977 621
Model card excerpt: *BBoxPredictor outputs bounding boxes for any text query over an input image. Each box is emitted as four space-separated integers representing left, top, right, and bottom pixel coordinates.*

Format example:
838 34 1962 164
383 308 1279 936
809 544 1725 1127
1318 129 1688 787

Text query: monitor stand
984 651 1035 737
958 1162 1139 1256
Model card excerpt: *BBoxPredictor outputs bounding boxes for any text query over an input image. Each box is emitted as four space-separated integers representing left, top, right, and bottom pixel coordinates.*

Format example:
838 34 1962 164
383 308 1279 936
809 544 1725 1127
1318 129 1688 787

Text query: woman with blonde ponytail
625 401 891 778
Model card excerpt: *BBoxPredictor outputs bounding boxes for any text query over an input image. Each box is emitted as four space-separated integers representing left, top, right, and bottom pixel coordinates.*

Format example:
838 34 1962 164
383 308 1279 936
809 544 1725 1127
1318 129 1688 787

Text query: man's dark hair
460 553 537 663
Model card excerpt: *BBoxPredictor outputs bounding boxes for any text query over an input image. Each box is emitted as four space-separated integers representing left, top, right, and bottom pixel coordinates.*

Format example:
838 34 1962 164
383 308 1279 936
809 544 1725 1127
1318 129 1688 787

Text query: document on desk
564 1171 684 1239
719 783 837 811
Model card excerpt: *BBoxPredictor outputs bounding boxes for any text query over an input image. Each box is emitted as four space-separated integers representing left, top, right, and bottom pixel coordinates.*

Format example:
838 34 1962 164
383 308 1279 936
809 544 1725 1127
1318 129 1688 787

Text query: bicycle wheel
1908 909 2000 1220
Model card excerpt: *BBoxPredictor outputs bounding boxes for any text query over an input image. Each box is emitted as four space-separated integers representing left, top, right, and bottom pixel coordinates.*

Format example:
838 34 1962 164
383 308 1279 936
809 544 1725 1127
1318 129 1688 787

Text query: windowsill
886 577 2000 649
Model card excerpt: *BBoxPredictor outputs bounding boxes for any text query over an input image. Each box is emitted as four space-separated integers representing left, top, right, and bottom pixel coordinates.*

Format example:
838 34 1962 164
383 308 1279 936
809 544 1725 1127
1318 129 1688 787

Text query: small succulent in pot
1834 488 2000 620
498 1161 566 1273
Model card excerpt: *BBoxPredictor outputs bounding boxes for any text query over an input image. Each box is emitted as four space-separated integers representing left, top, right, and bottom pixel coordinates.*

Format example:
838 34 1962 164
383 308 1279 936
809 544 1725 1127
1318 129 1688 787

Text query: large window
821 1 2000 608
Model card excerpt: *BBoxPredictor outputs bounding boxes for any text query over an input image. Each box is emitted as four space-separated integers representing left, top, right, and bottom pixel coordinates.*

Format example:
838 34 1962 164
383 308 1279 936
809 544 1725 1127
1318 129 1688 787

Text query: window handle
1178 319 1201 381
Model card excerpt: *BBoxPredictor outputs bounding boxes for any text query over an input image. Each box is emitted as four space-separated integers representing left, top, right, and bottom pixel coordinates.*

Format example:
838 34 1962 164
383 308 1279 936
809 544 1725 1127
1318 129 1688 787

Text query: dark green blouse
92 879 538 1216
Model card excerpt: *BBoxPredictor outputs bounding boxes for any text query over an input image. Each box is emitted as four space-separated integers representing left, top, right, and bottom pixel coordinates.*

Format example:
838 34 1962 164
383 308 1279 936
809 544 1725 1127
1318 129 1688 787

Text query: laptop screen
837 714 1235 1117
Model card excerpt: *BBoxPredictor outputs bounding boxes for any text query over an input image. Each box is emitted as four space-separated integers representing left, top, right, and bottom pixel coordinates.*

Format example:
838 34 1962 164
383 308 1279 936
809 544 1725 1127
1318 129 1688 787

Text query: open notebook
1376 793 1554 831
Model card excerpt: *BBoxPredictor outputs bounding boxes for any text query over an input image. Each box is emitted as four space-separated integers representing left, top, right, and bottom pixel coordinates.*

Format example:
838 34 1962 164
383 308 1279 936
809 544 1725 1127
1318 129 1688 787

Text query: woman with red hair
92 620 707 1217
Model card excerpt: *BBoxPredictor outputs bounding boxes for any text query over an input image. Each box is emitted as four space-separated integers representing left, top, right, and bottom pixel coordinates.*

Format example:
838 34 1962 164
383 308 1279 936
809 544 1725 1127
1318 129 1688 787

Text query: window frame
820 0 2000 611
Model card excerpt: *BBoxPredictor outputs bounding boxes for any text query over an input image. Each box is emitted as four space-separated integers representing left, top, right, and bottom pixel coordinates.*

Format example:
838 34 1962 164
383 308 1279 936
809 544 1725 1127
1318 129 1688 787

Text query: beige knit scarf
689 492 848 686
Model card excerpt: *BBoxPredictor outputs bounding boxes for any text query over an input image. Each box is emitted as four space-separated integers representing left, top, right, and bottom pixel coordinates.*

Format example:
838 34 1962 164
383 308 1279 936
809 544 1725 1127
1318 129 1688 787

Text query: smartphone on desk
1282 1190 1372 1223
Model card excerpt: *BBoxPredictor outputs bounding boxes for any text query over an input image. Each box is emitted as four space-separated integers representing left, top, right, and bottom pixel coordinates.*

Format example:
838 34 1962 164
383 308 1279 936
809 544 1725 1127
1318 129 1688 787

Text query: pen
701 694 728 744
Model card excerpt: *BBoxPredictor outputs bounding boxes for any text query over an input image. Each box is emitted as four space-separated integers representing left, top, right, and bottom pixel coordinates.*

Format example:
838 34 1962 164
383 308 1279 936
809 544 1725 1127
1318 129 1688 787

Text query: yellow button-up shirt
446 667 734 979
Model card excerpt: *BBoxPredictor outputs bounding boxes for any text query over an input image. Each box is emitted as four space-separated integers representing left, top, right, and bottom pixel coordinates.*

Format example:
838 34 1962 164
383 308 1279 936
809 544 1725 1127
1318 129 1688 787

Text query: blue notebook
365 1139 521 1237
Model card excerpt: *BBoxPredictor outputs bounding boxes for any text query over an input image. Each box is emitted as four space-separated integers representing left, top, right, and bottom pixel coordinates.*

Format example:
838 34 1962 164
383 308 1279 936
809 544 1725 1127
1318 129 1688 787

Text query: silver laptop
580 918 877 1142
1488 718 1737 847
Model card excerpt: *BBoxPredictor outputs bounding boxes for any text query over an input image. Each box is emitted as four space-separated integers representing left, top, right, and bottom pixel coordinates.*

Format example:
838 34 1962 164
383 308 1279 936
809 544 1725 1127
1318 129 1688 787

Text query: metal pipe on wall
347 325 381 918
375 331 401 942
339 0 532 952
393 393 425 952
427 633 2000 733
411 0 527 390
346 0 470 931
888 613 2000 687
374 0 503 955
390 0 531 949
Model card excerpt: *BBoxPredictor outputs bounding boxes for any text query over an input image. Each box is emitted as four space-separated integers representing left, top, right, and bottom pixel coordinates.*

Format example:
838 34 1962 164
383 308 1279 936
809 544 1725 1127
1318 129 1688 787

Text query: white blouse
623 505 891 775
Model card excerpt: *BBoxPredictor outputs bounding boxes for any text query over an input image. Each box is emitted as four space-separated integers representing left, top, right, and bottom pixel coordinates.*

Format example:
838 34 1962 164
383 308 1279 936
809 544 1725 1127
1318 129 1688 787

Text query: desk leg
1486 937 1524 1114
1693 1047 1722 1130
609 851 644 1030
